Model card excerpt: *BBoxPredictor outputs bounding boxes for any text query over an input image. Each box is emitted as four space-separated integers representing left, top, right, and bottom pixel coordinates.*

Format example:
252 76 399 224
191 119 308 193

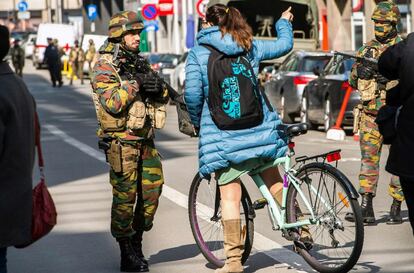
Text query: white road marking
44 123 313 273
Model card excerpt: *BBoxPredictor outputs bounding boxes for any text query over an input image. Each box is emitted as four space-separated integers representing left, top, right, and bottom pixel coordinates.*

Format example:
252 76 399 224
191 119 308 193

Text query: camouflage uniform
69 42 86 85
9 43 25 77
85 40 96 78
91 12 168 239
349 1 404 203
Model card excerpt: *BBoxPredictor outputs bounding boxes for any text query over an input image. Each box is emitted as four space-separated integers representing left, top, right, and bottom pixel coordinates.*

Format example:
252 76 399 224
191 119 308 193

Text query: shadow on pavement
148 243 201 265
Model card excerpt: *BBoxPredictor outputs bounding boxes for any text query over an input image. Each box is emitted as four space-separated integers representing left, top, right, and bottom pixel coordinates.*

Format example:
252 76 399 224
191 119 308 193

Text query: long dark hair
206 4 253 51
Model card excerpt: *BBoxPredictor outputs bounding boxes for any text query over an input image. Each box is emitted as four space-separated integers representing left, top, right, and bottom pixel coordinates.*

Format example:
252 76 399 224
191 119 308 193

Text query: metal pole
182 0 187 51
173 0 180 54
55 0 62 23
12 0 17 22
46 0 52 22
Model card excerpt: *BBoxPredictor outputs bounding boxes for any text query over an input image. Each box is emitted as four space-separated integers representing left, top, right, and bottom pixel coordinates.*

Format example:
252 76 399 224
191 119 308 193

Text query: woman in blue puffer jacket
185 4 294 273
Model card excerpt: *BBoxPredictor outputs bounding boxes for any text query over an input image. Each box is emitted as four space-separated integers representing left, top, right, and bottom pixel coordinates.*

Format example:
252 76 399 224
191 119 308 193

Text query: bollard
326 86 353 141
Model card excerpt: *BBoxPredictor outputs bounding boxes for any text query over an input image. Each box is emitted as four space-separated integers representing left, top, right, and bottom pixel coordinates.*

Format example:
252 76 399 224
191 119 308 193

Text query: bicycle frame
248 151 333 231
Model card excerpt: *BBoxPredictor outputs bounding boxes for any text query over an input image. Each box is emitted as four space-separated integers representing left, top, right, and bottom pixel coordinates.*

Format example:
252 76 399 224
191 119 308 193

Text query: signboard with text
158 0 174 16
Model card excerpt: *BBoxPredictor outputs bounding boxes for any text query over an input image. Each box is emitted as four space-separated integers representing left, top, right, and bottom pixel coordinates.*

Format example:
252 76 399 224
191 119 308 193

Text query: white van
33 23 77 69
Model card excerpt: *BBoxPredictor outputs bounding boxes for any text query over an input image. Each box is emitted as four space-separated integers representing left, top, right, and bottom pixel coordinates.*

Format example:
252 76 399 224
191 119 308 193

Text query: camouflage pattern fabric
69 47 85 84
358 112 404 201
10 45 25 76
371 1 401 23
110 141 164 238
108 11 144 39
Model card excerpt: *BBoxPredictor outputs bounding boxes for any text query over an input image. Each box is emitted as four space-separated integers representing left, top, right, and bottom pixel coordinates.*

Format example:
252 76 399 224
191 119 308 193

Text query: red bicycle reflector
327 152 341 162
288 142 295 149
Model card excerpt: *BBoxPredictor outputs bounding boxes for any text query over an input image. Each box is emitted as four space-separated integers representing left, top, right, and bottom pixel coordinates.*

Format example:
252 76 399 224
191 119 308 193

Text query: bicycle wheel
286 162 364 273
188 173 254 268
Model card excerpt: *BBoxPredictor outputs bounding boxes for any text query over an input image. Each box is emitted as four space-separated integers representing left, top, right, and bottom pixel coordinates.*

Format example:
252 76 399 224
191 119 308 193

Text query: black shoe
131 231 148 265
387 199 403 225
58 81 63 87
345 193 375 223
52 82 56 87
118 238 149 272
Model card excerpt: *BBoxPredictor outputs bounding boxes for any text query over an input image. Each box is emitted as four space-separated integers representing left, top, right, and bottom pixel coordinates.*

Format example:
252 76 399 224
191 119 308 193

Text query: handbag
15 112 57 248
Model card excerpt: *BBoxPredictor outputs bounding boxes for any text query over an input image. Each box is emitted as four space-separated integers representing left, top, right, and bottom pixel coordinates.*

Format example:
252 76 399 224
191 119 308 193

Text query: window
300 56 331 72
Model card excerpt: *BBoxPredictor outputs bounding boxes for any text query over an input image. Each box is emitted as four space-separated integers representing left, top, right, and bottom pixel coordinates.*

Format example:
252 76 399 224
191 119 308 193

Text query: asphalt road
7 64 414 273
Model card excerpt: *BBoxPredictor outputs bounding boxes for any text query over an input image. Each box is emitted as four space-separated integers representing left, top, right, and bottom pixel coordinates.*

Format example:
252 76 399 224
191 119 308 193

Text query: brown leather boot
215 219 244 273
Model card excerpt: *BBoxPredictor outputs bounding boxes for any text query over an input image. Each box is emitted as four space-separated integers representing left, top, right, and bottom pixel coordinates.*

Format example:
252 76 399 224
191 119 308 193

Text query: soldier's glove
377 73 389 85
136 73 163 94
357 65 375 80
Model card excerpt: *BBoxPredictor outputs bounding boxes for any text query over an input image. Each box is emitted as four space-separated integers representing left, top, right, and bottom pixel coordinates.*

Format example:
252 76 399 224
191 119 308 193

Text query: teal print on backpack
221 76 241 119
231 59 256 86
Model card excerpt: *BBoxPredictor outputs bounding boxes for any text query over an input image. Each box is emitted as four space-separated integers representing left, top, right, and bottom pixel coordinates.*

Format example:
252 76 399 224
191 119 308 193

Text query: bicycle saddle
277 123 308 138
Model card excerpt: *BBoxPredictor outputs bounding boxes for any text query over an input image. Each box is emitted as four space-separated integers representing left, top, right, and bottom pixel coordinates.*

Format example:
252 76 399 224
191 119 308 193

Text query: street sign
17 11 30 20
86 4 98 21
196 0 209 18
144 20 159 32
17 1 28 12
142 4 158 21
158 0 174 16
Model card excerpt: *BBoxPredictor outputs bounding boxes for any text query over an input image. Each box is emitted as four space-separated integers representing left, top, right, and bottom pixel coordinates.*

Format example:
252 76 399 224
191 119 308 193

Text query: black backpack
203 45 263 130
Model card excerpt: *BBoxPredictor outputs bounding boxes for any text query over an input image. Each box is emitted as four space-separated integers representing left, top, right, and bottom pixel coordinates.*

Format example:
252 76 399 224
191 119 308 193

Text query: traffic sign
86 4 98 21
17 11 30 20
144 20 159 32
17 1 28 12
196 0 209 18
142 4 158 21
158 0 174 16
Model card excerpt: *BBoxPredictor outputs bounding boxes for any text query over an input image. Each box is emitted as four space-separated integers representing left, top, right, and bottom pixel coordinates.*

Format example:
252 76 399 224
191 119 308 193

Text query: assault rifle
333 51 378 71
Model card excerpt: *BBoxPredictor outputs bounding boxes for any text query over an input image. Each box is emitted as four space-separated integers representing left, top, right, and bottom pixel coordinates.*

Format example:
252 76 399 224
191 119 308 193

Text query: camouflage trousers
359 113 404 201
109 141 164 238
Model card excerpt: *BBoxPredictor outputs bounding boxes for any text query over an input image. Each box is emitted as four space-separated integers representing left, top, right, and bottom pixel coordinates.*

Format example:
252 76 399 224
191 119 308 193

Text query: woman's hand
281 6 294 22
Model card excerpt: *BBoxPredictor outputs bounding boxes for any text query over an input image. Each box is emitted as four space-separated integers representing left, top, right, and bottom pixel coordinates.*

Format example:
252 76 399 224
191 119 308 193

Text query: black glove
357 65 375 80
377 73 389 85
136 73 163 94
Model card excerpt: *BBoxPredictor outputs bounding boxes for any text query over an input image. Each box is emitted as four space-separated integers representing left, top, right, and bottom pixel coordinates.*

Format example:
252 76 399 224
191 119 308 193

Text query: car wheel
280 94 293 123
323 97 335 132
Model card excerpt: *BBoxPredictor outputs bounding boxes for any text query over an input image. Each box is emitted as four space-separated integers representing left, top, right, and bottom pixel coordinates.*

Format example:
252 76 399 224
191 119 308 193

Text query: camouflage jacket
69 47 85 64
91 40 168 141
349 36 401 115
10 46 25 66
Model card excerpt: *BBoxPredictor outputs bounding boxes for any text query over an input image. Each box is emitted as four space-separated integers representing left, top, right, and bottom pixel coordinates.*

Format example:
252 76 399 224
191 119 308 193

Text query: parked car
33 23 77 69
170 52 188 94
301 55 359 131
157 54 180 85
264 51 332 123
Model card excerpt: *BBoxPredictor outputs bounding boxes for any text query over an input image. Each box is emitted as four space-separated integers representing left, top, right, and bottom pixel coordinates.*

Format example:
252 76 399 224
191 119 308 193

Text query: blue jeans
0 247 6 273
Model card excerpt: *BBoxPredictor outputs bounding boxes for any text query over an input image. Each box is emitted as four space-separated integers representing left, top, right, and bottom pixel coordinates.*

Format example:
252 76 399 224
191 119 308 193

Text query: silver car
264 51 332 123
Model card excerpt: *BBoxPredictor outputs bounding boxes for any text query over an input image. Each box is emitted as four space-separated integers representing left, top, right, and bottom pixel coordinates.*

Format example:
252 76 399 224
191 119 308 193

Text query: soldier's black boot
118 238 149 272
387 199 403 225
345 193 375 223
131 231 148 265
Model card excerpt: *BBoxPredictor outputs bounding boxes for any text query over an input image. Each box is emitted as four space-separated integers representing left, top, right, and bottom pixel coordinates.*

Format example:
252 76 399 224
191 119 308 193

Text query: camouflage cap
371 1 400 23
108 11 144 40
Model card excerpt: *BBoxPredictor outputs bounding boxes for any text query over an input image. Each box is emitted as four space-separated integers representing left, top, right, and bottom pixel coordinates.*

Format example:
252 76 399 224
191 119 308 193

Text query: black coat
0 62 35 247
379 33 414 179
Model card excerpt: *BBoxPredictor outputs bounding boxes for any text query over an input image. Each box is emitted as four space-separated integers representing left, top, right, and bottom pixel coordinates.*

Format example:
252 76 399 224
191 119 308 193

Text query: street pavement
7 64 414 273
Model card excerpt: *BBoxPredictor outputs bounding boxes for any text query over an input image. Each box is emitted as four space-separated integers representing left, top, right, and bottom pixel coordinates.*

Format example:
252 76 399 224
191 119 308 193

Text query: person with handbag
345 1 405 225
378 32 414 235
185 4 294 272
0 25 36 273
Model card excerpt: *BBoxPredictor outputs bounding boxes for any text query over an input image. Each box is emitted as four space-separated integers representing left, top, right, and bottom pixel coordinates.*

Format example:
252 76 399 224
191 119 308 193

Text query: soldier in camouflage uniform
346 1 404 225
9 39 25 77
91 11 168 272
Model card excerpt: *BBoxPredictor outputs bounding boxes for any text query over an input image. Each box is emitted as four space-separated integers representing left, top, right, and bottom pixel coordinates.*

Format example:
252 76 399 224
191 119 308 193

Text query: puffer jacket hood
185 19 293 177
196 26 244 55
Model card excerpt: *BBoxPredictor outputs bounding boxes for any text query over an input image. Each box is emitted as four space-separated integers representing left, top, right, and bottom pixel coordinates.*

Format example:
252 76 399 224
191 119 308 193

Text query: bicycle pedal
252 198 268 210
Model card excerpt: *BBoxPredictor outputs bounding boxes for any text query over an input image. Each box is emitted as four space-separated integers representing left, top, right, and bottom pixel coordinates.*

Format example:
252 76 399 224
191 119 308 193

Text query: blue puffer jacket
185 19 293 178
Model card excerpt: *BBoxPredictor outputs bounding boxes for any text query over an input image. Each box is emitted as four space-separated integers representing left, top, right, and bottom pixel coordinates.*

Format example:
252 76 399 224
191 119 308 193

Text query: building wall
327 0 352 50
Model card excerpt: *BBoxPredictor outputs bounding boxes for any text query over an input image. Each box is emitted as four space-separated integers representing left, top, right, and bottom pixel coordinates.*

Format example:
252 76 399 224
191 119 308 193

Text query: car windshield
300 56 332 72
177 52 188 64
148 54 161 64
159 54 180 64
343 59 355 72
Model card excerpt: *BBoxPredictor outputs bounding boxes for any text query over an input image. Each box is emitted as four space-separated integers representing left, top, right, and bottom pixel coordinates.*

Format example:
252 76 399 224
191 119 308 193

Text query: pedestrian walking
85 39 96 79
0 25 36 273
44 37 63 87
185 4 294 273
91 11 168 272
9 38 25 77
69 40 85 85
378 32 414 235
53 38 66 71
345 1 404 225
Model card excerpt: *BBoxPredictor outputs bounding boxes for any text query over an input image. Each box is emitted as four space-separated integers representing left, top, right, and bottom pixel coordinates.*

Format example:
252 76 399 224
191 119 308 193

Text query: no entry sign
142 4 158 20
158 0 174 16
196 0 209 18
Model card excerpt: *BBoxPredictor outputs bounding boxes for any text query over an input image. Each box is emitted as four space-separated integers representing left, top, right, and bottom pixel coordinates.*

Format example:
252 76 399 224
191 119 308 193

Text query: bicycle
188 123 364 273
